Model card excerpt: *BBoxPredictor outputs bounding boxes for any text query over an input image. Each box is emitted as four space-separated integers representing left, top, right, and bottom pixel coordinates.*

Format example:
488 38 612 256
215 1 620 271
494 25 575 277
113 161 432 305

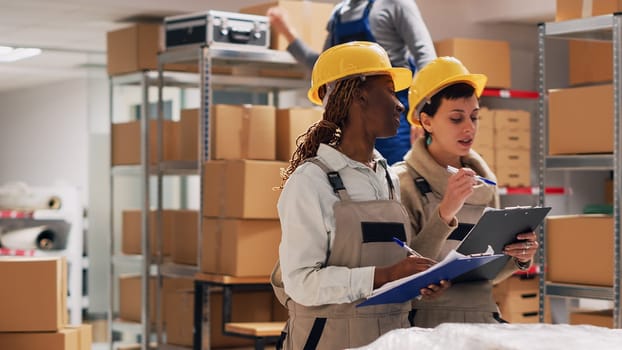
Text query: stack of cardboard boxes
493 275 539 323
0 257 92 350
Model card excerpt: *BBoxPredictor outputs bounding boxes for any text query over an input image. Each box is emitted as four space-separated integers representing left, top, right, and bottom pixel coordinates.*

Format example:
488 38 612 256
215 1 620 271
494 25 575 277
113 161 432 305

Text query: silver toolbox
164 10 270 49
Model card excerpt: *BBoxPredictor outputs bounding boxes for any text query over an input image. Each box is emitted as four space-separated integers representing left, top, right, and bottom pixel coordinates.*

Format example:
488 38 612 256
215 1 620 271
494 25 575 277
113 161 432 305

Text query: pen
446 165 497 186
392 237 423 257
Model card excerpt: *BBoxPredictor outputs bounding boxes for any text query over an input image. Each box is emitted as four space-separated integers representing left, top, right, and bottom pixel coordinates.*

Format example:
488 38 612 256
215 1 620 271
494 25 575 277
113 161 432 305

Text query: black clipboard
452 206 552 283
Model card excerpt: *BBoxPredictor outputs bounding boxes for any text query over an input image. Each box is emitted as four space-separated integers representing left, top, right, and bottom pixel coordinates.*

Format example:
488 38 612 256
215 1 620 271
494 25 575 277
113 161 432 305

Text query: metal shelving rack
537 14 622 328
156 45 307 349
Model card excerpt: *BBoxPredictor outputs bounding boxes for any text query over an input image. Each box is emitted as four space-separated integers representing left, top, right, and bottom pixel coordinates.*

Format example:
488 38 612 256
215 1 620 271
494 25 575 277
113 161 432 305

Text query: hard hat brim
407 73 488 126
308 67 413 106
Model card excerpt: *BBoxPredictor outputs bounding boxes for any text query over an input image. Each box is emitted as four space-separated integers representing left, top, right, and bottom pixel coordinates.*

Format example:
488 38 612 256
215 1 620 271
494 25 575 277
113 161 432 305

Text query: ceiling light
0 46 42 63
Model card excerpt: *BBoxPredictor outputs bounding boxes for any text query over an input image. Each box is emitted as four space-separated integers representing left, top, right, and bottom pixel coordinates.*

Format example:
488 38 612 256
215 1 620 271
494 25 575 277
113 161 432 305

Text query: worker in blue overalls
268 0 436 164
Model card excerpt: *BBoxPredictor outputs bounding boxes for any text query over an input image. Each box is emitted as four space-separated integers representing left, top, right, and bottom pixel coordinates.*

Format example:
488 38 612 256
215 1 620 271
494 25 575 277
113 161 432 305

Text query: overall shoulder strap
307 158 351 201
405 164 434 204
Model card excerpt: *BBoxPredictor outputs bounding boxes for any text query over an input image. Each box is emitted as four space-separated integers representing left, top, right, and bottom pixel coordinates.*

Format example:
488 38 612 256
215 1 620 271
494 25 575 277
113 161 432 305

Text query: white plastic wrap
351 323 622 350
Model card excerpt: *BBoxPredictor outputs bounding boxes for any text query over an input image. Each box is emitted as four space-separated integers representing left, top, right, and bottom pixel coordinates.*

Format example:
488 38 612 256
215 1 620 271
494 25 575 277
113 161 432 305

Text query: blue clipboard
357 252 504 307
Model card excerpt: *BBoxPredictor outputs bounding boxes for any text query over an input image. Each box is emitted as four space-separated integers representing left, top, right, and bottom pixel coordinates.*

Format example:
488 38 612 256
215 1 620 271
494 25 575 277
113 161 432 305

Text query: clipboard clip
468 245 494 257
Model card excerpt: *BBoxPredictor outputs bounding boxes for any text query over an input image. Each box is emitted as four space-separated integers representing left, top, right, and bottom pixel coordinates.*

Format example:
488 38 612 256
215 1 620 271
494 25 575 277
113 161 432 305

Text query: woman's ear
420 112 432 133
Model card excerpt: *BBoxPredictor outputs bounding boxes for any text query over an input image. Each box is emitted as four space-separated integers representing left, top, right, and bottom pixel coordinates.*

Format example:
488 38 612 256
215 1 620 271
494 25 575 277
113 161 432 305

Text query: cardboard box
111 120 180 165
496 149 530 169
569 309 614 328
164 289 275 348
66 324 93 350
107 23 160 76
495 166 531 187
179 108 199 162
106 23 204 76
212 104 276 160
474 146 495 172
240 1 335 52
276 107 324 161
569 40 612 85
121 209 176 256
434 38 511 89
0 328 80 350
502 311 539 323
473 125 494 150
546 215 613 286
201 218 281 276
203 160 286 219
556 0 622 21
494 275 539 296
548 84 612 155
0 257 67 332
119 275 193 323
171 210 199 265
494 130 531 150
494 109 530 131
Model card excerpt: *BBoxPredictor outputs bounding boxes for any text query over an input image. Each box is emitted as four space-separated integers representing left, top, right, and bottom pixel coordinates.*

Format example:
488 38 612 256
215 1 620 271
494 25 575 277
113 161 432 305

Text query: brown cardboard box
107 23 203 76
179 108 199 162
556 0 622 21
475 146 495 172
548 84 612 155
496 149 530 169
276 107 324 161
434 38 511 89
121 209 176 256
569 309 614 328
212 104 276 160
0 257 67 332
494 130 531 150
203 160 286 219
171 210 199 265
111 120 180 165
0 328 79 350
495 166 530 187
546 215 613 286
201 218 281 276
473 125 494 150
240 1 334 52
66 324 93 350
569 40 612 85
502 311 539 323
494 109 530 131
164 289 274 348
107 23 160 76
493 275 539 296
119 275 193 323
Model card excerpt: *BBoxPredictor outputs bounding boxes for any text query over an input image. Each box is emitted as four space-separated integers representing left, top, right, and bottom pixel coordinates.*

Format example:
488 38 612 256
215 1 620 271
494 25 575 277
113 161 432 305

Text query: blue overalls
330 0 415 165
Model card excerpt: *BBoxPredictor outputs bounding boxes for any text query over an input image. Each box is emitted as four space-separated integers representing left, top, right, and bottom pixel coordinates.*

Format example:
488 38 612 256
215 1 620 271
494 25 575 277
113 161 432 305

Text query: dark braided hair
279 77 365 188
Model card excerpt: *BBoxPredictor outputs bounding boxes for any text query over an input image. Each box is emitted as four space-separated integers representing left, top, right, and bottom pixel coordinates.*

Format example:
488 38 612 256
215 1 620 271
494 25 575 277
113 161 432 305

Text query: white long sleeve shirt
277 144 402 306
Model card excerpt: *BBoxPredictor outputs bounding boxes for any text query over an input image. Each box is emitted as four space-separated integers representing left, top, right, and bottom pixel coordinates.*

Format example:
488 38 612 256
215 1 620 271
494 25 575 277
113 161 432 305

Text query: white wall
0 79 89 193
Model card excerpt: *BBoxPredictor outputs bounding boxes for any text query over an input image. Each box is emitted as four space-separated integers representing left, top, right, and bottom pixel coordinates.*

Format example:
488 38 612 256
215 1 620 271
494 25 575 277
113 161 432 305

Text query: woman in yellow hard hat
271 41 448 349
392 56 538 327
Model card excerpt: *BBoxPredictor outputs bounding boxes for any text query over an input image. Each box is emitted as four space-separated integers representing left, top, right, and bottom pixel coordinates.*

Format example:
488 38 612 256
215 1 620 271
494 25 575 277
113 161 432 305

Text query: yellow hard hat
307 41 412 105
407 56 487 126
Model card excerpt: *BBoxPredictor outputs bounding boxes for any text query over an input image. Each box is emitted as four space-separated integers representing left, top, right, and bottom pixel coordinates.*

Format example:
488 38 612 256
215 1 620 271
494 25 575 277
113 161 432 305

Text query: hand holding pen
392 237 423 257
447 165 496 186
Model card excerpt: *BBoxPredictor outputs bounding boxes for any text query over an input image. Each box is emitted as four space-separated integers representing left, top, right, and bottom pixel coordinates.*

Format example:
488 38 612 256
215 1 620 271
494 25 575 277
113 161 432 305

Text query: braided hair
279 77 365 188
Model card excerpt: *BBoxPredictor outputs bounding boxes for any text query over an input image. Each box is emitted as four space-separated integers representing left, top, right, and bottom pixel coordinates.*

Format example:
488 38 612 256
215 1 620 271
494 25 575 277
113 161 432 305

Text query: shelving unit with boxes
537 11 622 328
156 43 317 349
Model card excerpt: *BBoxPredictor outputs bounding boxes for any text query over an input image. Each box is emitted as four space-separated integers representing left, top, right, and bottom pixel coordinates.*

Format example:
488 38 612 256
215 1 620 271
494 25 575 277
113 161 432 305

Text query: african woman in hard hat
266 0 436 165
271 42 448 349
392 56 538 327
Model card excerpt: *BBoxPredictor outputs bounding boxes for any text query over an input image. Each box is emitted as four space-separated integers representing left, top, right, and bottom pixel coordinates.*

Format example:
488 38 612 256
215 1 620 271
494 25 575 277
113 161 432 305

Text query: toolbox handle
227 28 254 44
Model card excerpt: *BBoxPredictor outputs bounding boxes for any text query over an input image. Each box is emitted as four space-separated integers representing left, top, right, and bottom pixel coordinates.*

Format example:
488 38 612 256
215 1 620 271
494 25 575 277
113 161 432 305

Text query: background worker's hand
503 231 538 263
266 6 297 44
438 167 476 224
419 279 451 301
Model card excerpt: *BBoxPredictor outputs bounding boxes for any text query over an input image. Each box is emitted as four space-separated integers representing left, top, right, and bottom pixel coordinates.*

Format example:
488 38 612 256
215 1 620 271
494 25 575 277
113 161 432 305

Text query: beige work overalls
272 159 413 350
406 166 511 327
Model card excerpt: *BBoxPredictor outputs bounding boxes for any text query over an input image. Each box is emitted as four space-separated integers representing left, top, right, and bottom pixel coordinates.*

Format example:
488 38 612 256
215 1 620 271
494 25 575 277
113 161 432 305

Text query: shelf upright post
140 71 152 350
613 13 622 329
536 22 547 324
196 44 212 350
107 76 115 350
156 62 165 346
